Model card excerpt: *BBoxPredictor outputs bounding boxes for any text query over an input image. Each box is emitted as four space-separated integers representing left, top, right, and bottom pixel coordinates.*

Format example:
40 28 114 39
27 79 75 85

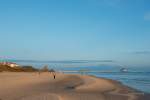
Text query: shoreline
0 72 149 100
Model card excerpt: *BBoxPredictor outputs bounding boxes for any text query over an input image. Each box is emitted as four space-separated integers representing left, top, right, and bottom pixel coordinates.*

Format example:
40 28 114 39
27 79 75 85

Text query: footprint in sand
20 93 60 100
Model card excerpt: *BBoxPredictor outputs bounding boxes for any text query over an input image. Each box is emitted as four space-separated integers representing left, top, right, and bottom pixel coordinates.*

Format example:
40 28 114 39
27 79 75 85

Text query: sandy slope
0 72 148 100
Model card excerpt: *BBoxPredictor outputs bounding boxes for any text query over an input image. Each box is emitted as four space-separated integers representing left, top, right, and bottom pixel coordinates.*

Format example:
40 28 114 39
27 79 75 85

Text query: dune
0 72 148 100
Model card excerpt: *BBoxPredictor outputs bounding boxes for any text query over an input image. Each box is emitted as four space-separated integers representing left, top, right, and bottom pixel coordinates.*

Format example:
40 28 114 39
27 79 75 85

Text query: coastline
0 72 149 100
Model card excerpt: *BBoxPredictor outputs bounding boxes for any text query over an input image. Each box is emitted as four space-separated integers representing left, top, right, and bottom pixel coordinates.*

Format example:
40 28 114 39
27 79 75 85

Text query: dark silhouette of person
49 69 56 79
52 72 56 79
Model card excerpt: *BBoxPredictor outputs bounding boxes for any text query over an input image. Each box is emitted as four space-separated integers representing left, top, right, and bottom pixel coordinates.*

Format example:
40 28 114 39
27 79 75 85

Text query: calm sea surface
12 61 150 93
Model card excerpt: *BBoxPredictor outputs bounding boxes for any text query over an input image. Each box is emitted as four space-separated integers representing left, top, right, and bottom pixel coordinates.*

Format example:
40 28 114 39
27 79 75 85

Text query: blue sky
0 0 150 66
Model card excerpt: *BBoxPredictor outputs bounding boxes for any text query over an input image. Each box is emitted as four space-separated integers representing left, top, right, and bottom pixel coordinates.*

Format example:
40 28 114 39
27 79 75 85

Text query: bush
21 66 38 72
0 65 38 72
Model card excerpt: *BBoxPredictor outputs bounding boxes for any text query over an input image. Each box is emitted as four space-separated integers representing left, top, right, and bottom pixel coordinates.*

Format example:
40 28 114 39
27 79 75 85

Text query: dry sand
0 72 149 100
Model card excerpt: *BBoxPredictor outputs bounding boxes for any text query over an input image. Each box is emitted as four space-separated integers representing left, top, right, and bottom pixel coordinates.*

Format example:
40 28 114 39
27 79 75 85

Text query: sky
0 0 150 66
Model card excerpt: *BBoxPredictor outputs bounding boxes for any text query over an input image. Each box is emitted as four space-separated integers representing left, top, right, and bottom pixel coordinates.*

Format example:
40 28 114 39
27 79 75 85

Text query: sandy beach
0 72 149 100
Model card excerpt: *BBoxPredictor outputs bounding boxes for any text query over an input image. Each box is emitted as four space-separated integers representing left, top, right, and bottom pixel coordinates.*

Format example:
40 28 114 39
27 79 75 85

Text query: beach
0 72 149 100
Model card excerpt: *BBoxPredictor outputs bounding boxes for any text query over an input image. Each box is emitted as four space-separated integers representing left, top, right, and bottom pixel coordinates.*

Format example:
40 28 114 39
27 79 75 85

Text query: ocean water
10 61 150 93
91 72 150 93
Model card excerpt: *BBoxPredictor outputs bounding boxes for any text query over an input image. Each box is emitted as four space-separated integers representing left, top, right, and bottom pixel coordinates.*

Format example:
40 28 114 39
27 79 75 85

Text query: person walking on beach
52 72 56 79
49 69 56 79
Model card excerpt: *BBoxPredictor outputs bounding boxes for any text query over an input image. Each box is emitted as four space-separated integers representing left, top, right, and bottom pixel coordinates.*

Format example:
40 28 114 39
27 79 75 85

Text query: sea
5 60 150 93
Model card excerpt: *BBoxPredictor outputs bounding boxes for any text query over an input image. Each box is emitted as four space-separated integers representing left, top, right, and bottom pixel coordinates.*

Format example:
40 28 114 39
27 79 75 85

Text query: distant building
0 62 20 68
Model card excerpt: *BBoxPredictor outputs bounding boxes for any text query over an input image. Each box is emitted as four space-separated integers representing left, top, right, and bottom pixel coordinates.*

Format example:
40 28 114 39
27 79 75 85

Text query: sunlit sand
0 72 148 100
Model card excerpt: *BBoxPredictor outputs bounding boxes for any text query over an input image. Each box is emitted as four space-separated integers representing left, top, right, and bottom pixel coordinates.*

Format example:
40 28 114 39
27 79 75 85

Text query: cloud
132 51 150 55
144 13 150 21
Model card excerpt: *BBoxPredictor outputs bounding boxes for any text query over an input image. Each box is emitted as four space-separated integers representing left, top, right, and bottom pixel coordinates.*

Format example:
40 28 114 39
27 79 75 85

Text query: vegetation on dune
21 66 38 72
0 63 57 72
0 65 38 72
